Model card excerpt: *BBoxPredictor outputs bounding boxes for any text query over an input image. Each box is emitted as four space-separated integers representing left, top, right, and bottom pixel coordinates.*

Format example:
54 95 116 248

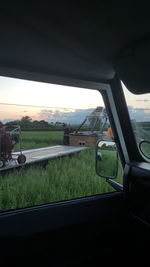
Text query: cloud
3 105 150 125
39 108 94 124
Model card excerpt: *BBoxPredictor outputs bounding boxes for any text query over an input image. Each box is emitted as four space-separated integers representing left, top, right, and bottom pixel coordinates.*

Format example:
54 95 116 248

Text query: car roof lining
0 2 149 93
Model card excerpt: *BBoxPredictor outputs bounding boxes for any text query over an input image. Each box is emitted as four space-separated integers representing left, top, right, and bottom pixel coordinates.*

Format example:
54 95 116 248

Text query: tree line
5 116 69 131
5 114 108 132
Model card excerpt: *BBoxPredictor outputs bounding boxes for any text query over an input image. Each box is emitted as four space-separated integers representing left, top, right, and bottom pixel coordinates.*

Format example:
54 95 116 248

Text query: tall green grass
0 149 123 211
15 131 64 150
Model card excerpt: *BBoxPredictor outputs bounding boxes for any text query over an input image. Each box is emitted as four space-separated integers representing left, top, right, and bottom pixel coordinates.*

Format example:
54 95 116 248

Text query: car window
0 76 123 212
122 82 150 160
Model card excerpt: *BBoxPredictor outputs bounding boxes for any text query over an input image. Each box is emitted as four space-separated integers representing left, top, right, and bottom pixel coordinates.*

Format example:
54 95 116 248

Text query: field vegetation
0 130 123 211
17 131 64 150
0 149 123 211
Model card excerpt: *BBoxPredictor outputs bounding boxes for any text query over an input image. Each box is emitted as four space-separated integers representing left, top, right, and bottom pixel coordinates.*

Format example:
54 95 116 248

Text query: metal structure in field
0 145 88 173
68 106 111 147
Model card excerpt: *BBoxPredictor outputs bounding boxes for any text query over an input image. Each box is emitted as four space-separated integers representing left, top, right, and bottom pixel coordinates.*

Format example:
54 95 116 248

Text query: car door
0 75 128 264
0 75 149 266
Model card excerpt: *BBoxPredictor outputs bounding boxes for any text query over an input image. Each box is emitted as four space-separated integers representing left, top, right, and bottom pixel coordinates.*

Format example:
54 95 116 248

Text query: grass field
0 131 123 211
16 131 64 150
0 149 123 211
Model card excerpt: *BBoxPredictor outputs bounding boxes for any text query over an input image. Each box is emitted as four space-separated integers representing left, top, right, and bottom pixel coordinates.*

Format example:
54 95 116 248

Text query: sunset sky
0 75 103 123
0 76 102 109
0 75 150 123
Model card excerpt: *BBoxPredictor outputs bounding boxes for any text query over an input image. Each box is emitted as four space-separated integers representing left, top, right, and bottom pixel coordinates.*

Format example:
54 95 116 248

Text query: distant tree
20 116 32 129
5 120 20 126
5 116 68 131
21 116 32 122
39 120 49 127
5 120 20 130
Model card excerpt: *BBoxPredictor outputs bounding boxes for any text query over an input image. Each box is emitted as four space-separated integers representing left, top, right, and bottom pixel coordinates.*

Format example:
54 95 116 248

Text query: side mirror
96 140 118 179
139 140 150 159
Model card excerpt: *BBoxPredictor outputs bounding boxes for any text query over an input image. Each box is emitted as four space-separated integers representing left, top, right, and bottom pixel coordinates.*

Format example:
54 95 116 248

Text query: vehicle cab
0 2 149 266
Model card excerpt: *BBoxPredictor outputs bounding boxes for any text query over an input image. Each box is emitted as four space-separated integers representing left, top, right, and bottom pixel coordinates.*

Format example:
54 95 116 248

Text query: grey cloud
39 108 94 124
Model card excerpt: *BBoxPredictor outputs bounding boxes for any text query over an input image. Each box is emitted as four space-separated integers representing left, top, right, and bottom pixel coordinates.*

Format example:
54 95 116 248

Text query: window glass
122 82 150 159
0 76 123 211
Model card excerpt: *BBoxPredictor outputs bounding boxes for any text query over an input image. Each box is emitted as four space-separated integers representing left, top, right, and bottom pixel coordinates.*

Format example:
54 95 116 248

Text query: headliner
0 2 150 92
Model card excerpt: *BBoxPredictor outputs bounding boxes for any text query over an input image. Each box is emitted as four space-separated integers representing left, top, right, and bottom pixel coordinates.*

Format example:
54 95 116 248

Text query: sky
122 82 150 122
0 76 150 124
0 76 102 109
0 75 103 124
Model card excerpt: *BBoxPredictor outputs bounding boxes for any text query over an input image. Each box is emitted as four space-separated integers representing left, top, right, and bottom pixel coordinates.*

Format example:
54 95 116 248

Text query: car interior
0 2 149 266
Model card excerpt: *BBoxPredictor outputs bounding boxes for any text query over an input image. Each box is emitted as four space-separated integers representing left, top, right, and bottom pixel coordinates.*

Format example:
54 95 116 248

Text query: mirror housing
139 140 150 160
96 140 118 179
